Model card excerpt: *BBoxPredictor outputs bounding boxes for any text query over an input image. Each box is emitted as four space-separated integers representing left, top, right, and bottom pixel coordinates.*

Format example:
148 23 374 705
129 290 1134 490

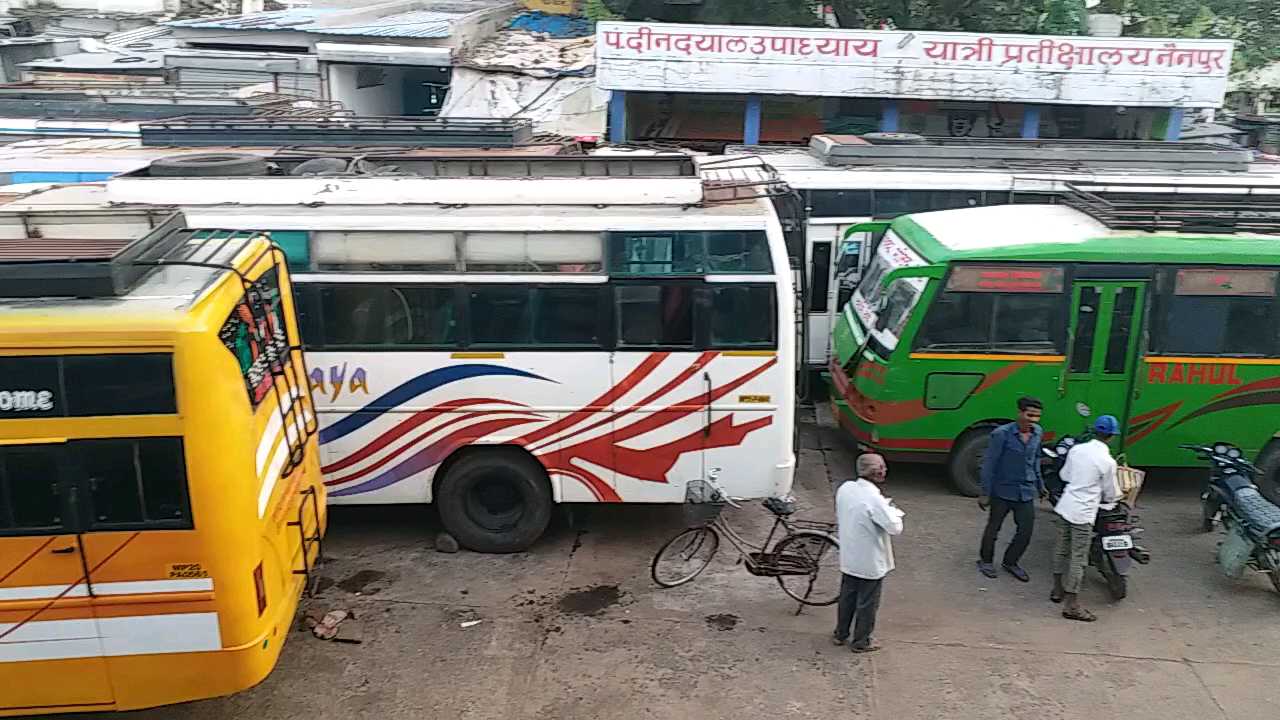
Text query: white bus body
0 164 797 551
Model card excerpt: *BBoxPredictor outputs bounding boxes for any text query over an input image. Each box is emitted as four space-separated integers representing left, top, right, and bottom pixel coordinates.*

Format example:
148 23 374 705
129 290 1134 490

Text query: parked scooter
1181 442 1280 594
1043 425 1150 601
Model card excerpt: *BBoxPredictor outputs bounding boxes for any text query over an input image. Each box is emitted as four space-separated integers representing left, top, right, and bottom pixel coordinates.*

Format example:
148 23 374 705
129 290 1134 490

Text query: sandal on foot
1062 607 1096 622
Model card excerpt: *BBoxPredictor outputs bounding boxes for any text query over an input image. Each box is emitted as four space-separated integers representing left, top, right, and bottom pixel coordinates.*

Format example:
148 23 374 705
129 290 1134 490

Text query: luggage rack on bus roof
1061 181 1280 234
0 211 270 299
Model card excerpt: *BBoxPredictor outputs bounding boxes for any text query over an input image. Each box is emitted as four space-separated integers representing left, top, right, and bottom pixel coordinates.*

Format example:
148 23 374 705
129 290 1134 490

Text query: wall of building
327 63 406 116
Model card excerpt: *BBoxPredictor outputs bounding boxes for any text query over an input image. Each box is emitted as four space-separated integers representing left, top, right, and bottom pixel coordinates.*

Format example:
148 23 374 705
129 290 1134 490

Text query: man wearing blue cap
1051 414 1122 622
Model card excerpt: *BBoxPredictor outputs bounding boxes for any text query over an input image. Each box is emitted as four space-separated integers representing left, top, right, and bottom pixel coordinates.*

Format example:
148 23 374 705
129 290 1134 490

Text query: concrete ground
81 410 1280 720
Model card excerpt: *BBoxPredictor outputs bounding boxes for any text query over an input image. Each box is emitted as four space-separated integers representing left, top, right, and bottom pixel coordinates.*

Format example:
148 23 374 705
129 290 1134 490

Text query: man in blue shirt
977 396 1046 582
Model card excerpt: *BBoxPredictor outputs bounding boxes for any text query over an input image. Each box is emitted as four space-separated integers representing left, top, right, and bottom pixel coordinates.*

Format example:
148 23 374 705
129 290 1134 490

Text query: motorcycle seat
1222 474 1255 494
1231 487 1280 536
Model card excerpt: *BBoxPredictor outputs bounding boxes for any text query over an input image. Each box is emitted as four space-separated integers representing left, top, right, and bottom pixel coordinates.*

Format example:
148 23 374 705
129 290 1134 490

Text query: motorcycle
1181 442 1280 594
1043 432 1150 601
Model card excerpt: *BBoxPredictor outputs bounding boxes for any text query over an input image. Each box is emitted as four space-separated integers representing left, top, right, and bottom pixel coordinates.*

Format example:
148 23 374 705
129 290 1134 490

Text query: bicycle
650 478 841 608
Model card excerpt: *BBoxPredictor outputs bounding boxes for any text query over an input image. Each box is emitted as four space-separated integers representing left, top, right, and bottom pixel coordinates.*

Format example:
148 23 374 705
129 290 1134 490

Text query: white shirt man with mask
832 453 904 654
1051 414 1122 622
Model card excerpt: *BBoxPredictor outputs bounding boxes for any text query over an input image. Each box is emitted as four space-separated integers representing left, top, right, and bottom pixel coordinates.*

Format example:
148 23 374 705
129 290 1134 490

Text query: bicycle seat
763 497 796 516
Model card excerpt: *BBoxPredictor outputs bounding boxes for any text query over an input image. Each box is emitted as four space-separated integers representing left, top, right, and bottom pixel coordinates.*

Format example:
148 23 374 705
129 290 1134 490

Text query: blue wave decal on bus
319 364 550 444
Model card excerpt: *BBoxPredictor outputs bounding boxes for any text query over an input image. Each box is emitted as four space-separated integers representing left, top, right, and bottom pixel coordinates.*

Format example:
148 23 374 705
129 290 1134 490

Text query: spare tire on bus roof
860 132 927 146
149 153 269 177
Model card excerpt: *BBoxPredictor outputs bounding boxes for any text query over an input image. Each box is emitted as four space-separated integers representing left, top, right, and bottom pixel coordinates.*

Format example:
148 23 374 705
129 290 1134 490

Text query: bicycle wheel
651 527 720 588
772 531 841 606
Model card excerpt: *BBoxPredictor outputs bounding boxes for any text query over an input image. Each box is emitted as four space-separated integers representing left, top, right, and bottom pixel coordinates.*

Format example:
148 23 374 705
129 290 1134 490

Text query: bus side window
0 448 62 533
1156 269 1279 357
710 285 776 348
915 291 1063 353
616 285 695 347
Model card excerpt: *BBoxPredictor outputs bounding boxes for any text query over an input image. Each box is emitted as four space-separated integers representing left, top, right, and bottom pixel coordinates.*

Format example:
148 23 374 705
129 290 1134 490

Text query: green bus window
0 448 61 532
1159 269 1278 357
876 280 920 338
617 285 695 347
916 291 1063 354
1104 287 1138 374
1070 287 1101 372
711 285 776 348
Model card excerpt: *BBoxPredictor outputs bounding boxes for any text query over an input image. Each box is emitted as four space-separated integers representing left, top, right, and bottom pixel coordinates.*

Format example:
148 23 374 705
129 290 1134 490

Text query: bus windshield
848 230 927 352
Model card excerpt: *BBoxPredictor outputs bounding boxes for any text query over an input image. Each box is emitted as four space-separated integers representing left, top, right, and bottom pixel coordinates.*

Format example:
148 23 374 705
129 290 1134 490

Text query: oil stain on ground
336 570 389 595
705 613 739 631
557 585 624 617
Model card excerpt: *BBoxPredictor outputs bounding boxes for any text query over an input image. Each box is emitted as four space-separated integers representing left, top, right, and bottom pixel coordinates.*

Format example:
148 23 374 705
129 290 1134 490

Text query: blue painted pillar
1021 105 1041 139
608 90 627 143
880 100 899 132
743 95 762 145
1165 107 1185 141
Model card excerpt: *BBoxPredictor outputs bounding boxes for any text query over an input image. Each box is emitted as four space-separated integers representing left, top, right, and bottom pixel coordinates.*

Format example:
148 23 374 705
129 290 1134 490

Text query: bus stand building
596 21 1235 147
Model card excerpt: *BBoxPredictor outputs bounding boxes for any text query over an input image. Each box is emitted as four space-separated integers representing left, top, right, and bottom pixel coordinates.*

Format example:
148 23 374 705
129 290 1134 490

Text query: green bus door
1061 281 1147 446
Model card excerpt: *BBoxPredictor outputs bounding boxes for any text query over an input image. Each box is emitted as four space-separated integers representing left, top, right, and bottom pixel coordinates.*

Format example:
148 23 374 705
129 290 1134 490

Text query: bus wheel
1255 440 1280 505
947 428 993 498
436 449 552 553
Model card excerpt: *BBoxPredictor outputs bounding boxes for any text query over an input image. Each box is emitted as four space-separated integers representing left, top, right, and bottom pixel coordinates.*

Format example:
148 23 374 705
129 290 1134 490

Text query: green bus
829 200 1280 501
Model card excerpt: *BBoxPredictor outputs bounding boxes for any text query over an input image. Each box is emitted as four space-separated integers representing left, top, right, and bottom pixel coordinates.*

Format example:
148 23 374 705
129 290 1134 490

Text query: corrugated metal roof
310 10 457 39
104 24 175 46
165 2 513 39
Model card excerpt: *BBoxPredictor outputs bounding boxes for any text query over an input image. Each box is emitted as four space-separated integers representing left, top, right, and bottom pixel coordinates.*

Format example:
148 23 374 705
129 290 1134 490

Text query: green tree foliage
607 0 822 26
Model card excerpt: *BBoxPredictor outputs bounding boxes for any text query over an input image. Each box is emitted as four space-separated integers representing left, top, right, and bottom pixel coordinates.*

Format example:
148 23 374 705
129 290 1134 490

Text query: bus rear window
0 354 175 419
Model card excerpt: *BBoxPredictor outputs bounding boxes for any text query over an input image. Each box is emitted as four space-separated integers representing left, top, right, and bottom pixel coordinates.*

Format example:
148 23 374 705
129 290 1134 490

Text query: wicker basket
1116 459 1145 506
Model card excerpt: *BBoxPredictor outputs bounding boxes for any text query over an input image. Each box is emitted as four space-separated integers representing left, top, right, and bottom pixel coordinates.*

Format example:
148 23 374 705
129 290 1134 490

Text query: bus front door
1062 281 1147 443
0 443 114 713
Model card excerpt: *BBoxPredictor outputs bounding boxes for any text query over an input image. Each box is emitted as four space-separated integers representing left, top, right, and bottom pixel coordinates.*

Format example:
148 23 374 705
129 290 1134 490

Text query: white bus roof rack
105 154 792 208
1061 181 1280 234
807 134 1253 173
0 211 268 299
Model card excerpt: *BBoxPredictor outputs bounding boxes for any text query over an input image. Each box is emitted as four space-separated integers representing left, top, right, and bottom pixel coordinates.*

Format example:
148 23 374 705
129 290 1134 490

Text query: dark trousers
834 573 883 648
979 497 1035 566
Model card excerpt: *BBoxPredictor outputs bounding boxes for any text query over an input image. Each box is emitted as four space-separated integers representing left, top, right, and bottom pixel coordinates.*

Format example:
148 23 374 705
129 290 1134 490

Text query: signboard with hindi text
596 22 1233 108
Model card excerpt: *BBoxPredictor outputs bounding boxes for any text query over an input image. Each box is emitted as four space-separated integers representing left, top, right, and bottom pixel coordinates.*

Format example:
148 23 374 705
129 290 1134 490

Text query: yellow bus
0 215 324 715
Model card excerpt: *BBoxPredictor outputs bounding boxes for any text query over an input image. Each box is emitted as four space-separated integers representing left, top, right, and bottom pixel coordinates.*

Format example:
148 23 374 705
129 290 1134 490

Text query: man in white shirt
1050 414 1122 622
832 453 904 653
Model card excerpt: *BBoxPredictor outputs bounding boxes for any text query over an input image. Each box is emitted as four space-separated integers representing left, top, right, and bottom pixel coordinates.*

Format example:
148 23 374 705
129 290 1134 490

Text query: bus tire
435 449 552 554
948 427 996 498
1255 440 1280 505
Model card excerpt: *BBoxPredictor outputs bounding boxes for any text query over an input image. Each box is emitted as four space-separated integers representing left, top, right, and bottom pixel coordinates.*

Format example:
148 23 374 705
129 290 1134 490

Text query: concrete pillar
1021 105 1041 139
880 100 899 133
608 90 627 143
1165 107 1185 141
743 95 762 145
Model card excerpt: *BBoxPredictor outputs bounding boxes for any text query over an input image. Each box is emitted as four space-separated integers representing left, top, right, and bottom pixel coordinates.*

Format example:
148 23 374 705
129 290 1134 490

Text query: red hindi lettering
924 40 959 61
1096 48 1124 65
749 36 769 55
851 39 880 57
1195 48 1226 72
1126 47 1154 66
814 37 853 57
693 33 725 53
671 33 695 54
1001 42 1030 65
1025 39 1057 64
624 26 652 52
724 36 749 53
603 30 624 50
958 37 995 62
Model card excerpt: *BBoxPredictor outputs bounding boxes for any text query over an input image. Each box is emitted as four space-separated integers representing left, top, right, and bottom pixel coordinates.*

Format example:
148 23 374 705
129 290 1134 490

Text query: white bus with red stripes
1 153 801 552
